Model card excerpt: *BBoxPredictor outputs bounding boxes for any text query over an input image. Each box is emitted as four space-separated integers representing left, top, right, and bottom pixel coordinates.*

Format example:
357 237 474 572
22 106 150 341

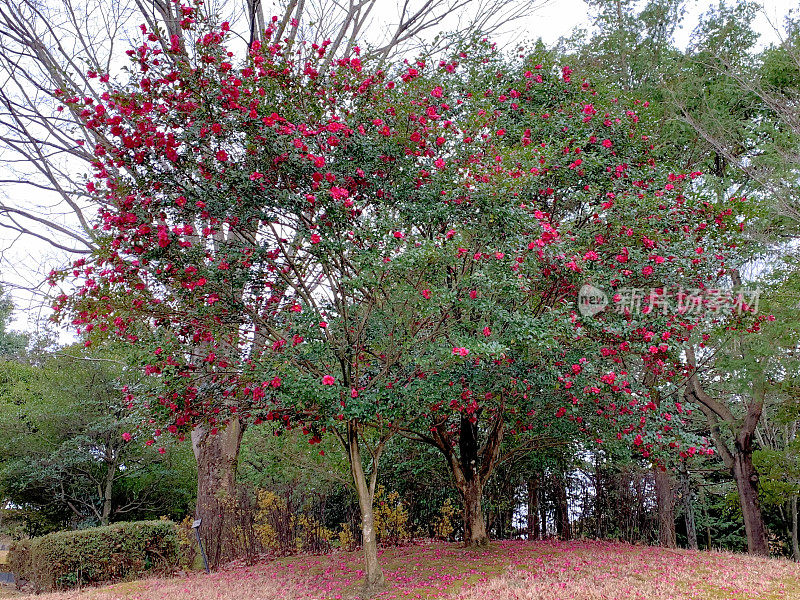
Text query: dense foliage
1 0 800 595
8 519 179 592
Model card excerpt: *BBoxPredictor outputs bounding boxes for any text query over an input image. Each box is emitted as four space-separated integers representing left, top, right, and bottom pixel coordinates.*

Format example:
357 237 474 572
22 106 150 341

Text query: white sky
523 0 797 48
2 0 799 338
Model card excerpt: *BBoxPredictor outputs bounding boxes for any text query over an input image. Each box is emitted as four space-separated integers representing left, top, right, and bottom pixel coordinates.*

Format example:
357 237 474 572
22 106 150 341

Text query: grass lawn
10 539 800 600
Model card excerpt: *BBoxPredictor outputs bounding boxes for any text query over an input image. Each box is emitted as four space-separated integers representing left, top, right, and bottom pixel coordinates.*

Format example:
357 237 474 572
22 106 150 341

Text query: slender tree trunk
461 478 489 547
680 467 698 550
700 487 712 550
527 476 540 540
540 488 548 539
502 501 514 540
733 445 769 556
191 418 244 567
594 461 604 538
553 472 571 540
654 467 677 548
100 459 116 526
792 495 799 562
344 421 385 597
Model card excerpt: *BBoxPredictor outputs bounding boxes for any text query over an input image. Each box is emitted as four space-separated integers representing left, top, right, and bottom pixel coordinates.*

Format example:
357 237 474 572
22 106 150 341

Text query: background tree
0 346 195 533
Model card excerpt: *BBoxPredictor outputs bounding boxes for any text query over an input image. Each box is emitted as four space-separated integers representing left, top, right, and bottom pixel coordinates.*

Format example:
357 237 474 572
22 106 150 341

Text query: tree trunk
429 413 503 548
553 472 571 540
792 495 799 562
345 422 385 597
700 487 712 550
191 418 245 568
461 478 489 547
680 467 698 550
685 346 768 556
540 489 548 539
733 446 769 556
654 467 677 548
527 476 540 540
100 456 117 526
502 503 514 540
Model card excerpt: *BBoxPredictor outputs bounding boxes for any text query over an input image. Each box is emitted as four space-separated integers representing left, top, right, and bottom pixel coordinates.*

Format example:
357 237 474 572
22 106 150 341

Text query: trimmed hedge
8 520 179 592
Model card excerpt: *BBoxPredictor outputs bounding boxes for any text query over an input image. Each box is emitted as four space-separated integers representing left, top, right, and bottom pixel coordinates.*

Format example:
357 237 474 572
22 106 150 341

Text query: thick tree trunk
527 476 540 540
430 413 503 549
345 422 385 597
191 418 245 568
461 479 489 547
733 447 769 556
654 467 677 548
686 346 768 556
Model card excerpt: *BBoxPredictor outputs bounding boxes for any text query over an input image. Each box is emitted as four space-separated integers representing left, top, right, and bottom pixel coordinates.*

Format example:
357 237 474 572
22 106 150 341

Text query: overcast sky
526 0 796 47
2 0 799 338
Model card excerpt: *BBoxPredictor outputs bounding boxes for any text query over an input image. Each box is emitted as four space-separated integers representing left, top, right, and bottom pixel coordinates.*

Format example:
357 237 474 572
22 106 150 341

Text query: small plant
433 498 457 541
337 523 357 551
373 487 410 545
176 515 198 570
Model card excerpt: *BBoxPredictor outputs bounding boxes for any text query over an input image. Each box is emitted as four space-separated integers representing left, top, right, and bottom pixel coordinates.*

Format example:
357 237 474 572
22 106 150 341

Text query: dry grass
12 539 800 600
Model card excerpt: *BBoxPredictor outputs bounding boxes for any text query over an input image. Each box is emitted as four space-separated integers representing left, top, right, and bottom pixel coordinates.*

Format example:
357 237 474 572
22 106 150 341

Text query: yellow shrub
433 498 457 540
338 523 357 551
254 490 285 551
373 486 410 544
293 513 333 553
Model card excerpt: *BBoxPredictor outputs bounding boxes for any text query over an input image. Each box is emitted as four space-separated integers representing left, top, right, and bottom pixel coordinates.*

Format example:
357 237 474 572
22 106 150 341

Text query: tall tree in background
0 347 195 532
0 286 27 358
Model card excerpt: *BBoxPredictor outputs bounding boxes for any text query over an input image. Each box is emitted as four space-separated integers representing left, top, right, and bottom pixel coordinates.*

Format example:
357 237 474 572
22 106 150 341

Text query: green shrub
7 539 30 590
8 520 179 592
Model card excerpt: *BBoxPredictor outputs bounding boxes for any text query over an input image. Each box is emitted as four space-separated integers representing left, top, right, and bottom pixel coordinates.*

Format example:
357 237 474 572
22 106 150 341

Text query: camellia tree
376 45 757 547
49 8 534 587
51 2 760 591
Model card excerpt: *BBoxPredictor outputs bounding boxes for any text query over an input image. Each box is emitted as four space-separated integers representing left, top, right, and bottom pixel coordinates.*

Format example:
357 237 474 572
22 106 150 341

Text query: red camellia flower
216 149 228 161
330 186 349 200
122 432 132 441
322 375 336 385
